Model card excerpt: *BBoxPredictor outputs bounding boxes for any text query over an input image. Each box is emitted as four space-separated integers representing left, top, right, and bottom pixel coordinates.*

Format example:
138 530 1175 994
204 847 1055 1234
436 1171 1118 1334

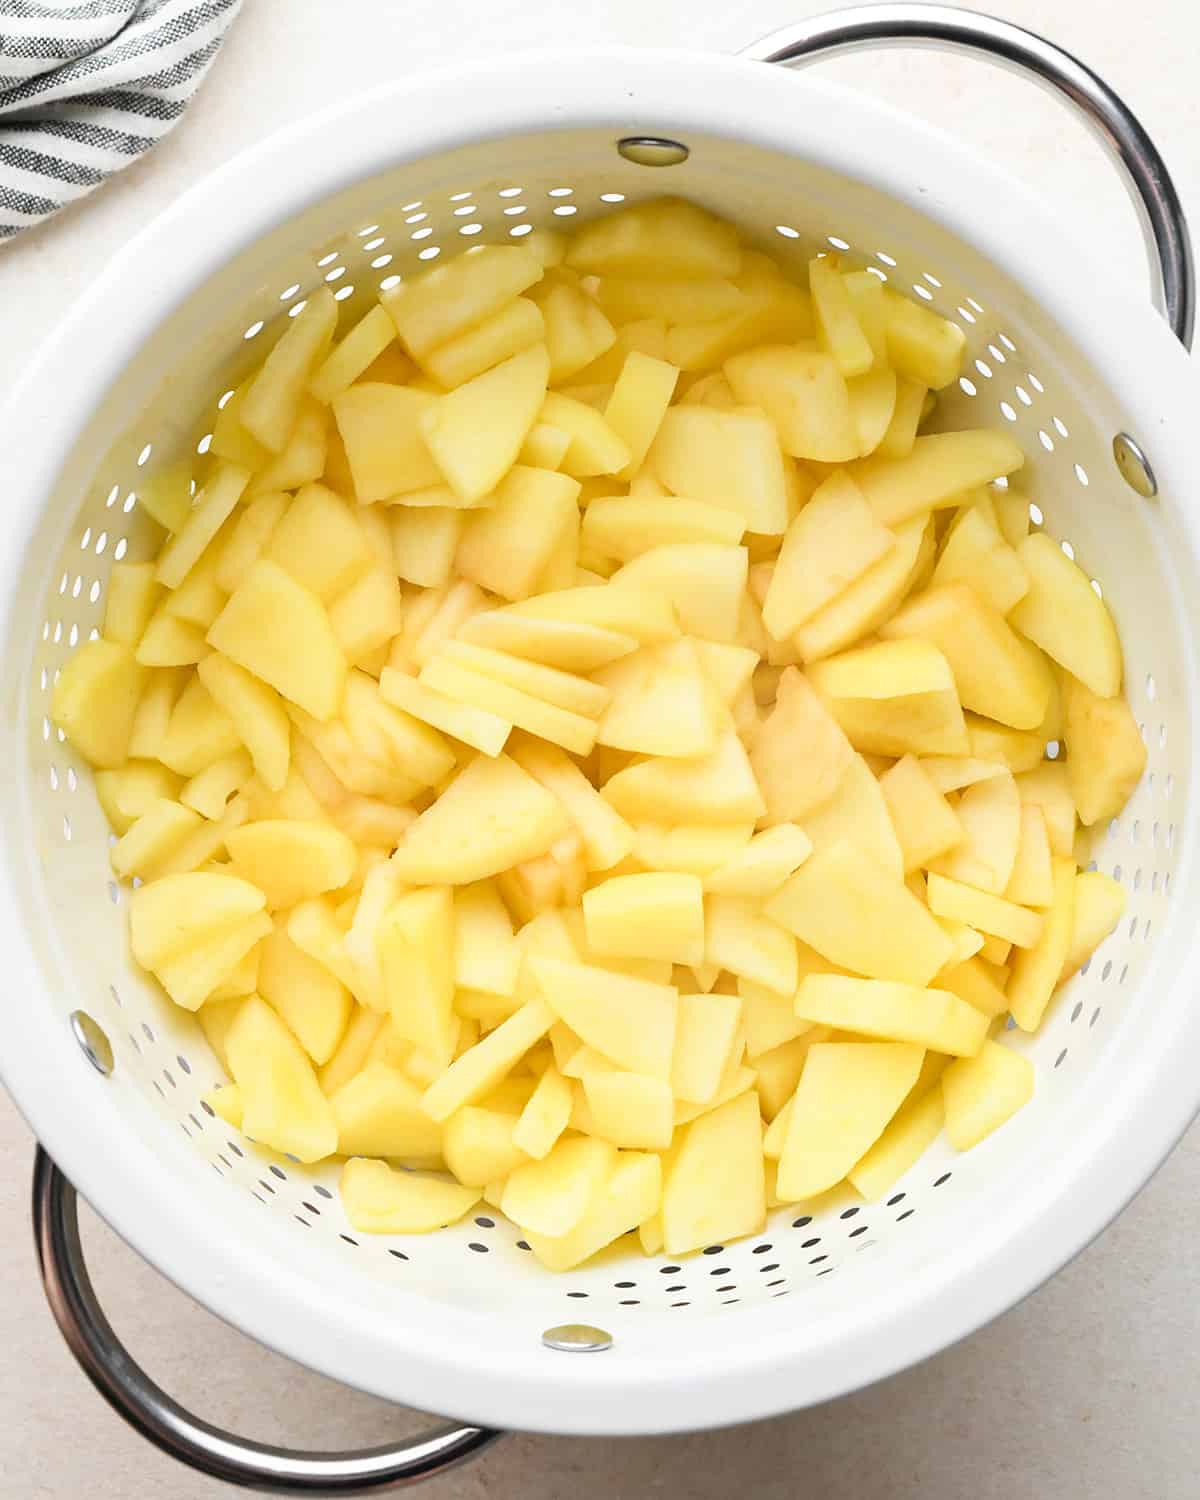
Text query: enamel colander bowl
1 6 1198 1492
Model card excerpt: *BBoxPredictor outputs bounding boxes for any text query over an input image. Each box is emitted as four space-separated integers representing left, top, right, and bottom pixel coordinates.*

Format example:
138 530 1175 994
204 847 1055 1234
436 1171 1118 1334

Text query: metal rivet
542 1323 613 1353
70 1011 113 1076
616 137 689 167
1112 433 1157 497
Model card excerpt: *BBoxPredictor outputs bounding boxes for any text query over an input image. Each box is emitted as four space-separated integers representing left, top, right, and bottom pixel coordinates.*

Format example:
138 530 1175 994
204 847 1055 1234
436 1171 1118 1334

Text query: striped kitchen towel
1 0 242 241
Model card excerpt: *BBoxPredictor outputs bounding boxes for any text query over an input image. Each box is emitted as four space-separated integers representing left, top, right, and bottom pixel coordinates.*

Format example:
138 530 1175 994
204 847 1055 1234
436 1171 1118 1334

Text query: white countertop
3 1 1200 1494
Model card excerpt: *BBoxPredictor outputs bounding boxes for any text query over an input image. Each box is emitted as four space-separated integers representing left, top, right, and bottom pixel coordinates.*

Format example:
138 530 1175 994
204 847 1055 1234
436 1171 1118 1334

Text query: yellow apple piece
603 729 764 825
932 504 1029 614
104 561 162 646
881 581 1051 730
852 431 1024 526
94 762 183 835
378 668 511 758
777 1041 924 1200
965 715 1043 773
452 880 520 998
881 288 966 388
1062 672 1146 825
724 345 859 463
808 638 967 757
763 471 894 638
876 375 926 459
648 405 791 535
925 871 1044 948
529 955 677 1079
1005 804 1055 907
581 495 744 563
566 196 740 278
51 639 148 769
308 304 396 403
1007 856 1076 1031
932 770 1021 895
810 254 874 377
215 491 287 595
632 823 754 877
523 1150 661 1271
1061 870 1126 980
110 799 202 880
317 1004 384 1095
383 244 542 356
421 296 545 388
798 753 904 877
766 841 953 985
331 383 442 502
1015 762 1076 857
507 738 633 871
377 886 456 1064
741 966 828 1062
879 755 964 871
241 289 337 452
455 465 581 600
795 974 988 1056
420 999 555 1122
225 993 337 1161
156 689 241 789
582 872 705 966
505 582 678 643
1010 532 1122 696
195 653 290 792
225 819 355 909
135 612 209 667
136 458 193 532
501 1135 617 1235
703 823 813 897
390 752 566 885
341 1157 479 1234
942 1039 1034 1149
671 992 743 1103
442 1106 527 1186
329 1064 444 1159
390 506 463 589
419 655 597 756
847 365 898 456
535 278 616 382
938 956 1008 1018
662 1090 764 1255
794 513 932 663
262 482 371 602
512 1063 573 1159
180 749 253 820
704 895 798 996
611 542 747 644
258 920 352 1064
207 559 346 722
846 1070 946 1200
591 639 719 758
751 660 854 812
152 911 270 1012
581 1072 674 1150
419 344 550 505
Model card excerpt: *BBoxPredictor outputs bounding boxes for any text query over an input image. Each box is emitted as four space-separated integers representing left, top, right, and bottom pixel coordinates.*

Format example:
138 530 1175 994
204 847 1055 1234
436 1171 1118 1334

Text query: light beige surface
3 1 1200 1495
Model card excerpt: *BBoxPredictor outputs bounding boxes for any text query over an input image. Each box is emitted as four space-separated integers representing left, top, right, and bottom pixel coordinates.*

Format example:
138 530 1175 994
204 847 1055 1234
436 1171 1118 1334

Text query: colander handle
741 2 1196 348
31 1150 502 1495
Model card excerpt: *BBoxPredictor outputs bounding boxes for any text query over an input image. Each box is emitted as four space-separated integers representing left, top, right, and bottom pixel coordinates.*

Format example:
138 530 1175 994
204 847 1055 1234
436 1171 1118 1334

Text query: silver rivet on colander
1112 433 1157 498
542 1324 613 1353
70 1010 113 1076
616 137 689 167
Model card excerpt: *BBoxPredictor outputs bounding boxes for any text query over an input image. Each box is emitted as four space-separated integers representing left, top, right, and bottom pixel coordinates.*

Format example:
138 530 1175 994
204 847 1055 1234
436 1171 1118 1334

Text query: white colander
2 4 1199 1491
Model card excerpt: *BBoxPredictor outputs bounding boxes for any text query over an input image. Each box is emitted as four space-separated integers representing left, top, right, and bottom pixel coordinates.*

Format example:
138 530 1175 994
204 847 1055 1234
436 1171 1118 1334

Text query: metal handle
741 2 1195 348
32 1150 501 1495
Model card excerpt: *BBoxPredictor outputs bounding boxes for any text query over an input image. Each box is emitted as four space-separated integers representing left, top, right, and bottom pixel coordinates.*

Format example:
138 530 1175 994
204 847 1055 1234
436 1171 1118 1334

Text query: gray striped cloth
1 0 242 240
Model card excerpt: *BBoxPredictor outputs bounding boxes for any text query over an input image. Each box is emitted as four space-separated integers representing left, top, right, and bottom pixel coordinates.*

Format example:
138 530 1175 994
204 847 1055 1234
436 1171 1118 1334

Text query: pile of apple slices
52 197 1144 1271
